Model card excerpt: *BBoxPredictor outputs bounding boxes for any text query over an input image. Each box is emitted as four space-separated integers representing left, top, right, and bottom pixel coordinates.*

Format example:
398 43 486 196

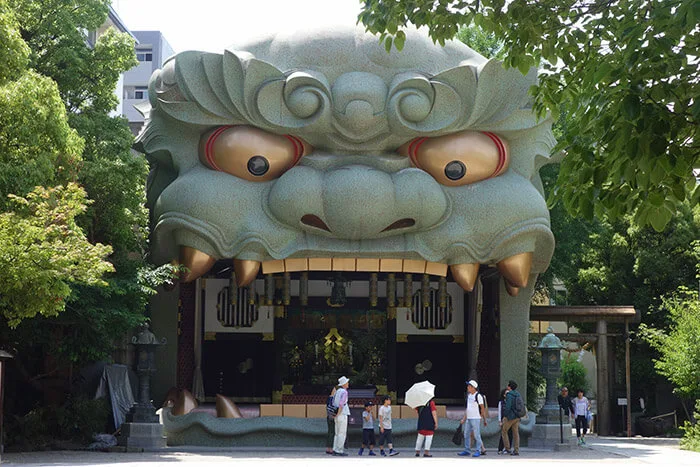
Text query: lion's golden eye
398 131 509 186
199 125 312 181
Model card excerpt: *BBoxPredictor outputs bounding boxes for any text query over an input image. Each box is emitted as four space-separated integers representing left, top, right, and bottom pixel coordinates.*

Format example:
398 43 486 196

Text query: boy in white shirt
378 395 399 456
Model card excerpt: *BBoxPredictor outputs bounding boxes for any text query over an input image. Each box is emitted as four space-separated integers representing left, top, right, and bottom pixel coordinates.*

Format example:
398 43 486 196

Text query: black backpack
465 391 488 414
513 392 527 418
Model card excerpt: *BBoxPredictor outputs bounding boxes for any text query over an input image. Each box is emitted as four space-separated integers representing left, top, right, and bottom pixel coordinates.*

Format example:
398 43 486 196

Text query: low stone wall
161 407 536 448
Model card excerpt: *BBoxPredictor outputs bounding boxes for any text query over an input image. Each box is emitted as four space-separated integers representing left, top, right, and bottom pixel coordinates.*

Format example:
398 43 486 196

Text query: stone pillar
149 285 180 405
596 319 610 435
499 275 536 403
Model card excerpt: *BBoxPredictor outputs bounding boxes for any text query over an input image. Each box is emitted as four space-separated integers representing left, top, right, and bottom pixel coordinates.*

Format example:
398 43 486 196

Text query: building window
217 285 258 328
411 288 453 330
134 87 148 100
136 49 153 62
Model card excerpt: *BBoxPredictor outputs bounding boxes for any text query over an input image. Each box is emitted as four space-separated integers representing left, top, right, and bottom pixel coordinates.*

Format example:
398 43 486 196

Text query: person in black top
558 387 575 418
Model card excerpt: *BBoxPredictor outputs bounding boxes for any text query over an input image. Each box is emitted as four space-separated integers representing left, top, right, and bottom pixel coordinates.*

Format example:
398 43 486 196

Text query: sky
112 0 364 53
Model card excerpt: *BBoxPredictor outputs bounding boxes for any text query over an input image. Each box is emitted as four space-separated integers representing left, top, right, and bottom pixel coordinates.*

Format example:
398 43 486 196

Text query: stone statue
135 25 555 296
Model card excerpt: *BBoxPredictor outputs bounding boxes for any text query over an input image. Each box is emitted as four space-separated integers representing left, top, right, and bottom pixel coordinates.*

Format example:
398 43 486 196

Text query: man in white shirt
458 380 487 457
332 376 351 456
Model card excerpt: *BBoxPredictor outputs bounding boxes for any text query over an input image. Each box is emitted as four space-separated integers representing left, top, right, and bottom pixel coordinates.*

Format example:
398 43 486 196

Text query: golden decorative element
262 259 285 274
281 385 294 395
199 125 312 182
504 280 520 297
356 258 380 271
421 274 431 307
215 394 243 418
308 257 333 270
396 334 408 343
284 258 308 272
204 332 216 341
332 257 356 271
376 385 388 395
398 130 509 186
262 332 274 341
234 259 260 287
248 281 256 305
369 273 378 308
425 262 448 276
387 307 397 320
497 252 533 288
438 277 447 308
271 391 282 403
178 246 216 283
403 273 413 307
450 263 480 292
380 259 403 272
283 272 291 305
453 335 465 343
403 259 426 274
273 306 286 318
172 389 198 416
387 273 396 307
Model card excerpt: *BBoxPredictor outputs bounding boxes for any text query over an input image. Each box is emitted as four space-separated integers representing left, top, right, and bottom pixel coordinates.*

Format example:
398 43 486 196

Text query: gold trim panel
259 257 449 276
396 334 408 343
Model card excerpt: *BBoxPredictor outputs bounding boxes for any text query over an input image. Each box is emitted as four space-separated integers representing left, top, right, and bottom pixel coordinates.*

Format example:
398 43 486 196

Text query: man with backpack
501 380 526 456
458 380 487 457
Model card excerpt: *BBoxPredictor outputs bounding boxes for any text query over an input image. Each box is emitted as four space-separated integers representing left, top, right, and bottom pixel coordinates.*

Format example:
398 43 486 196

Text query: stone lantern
119 325 167 450
538 326 564 423
530 327 571 450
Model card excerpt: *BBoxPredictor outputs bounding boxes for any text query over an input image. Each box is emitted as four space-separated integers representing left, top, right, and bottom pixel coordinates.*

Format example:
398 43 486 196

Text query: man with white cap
458 379 487 457
332 375 351 456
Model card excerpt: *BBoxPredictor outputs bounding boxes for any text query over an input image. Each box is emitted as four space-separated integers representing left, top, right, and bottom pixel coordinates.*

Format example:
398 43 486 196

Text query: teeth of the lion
179 246 216 283
497 252 533 288
504 280 520 297
450 263 480 292
233 259 261 287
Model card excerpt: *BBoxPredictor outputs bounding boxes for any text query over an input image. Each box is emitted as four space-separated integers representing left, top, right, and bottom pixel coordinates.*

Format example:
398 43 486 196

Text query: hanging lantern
229 269 238 306
438 276 447 308
403 273 413 307
283 272 291 305
387 273 396 307
421 274 430 307
265 274 274 305
369 273 378 307
300 271 309 306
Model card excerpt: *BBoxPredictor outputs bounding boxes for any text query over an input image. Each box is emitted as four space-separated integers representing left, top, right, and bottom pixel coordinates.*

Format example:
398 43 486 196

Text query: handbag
452 424 464 446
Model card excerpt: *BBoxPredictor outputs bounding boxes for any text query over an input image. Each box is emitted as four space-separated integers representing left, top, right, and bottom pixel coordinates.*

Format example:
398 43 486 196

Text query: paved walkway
3 436 700 466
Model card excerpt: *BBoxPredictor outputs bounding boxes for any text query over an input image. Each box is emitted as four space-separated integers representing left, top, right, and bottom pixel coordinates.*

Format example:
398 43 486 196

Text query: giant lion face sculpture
137 26 555 296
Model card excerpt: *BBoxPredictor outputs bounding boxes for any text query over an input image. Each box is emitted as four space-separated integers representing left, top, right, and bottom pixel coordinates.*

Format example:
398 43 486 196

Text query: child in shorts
358 401 376 456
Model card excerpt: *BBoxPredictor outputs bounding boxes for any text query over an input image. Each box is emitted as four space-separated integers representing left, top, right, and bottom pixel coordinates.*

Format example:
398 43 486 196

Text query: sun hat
338 376 350 386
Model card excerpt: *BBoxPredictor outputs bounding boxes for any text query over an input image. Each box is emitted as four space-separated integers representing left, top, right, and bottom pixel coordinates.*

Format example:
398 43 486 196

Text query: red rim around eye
407 137 428 168
482 131 507 178
204 125 233 171
284 134 305 166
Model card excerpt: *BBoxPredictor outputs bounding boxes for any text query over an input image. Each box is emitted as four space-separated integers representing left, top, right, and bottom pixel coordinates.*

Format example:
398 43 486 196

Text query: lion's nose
268 165 447 239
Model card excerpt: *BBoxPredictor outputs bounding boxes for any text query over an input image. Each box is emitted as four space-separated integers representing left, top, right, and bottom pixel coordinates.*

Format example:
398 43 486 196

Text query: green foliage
681 400 700 452
639 288 700 400
359 0 700 230
0 70 83 207
0 0 29 83
0 184 113 327
558 353 589 395
527 347 545 411
8 396 110 449
456 25 504 60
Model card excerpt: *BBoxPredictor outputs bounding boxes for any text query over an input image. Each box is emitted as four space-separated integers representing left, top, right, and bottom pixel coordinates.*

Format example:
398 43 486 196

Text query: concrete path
3 436 700 466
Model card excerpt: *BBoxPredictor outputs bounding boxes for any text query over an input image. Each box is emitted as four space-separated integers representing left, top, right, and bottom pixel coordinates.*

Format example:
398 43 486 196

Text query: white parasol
404 380 436 409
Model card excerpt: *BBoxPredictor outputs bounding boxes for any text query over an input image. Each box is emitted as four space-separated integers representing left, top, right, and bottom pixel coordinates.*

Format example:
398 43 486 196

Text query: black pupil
247 155 269 176
444 160 466 180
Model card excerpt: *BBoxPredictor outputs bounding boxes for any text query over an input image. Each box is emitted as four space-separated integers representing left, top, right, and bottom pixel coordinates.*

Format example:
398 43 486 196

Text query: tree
1 0 179 374
0 184 113 328
639 288 700 401
359 0 699 231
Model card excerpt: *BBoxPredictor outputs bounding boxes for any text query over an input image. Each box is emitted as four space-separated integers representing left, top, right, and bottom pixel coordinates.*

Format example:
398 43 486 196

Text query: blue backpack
326 395 338 416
